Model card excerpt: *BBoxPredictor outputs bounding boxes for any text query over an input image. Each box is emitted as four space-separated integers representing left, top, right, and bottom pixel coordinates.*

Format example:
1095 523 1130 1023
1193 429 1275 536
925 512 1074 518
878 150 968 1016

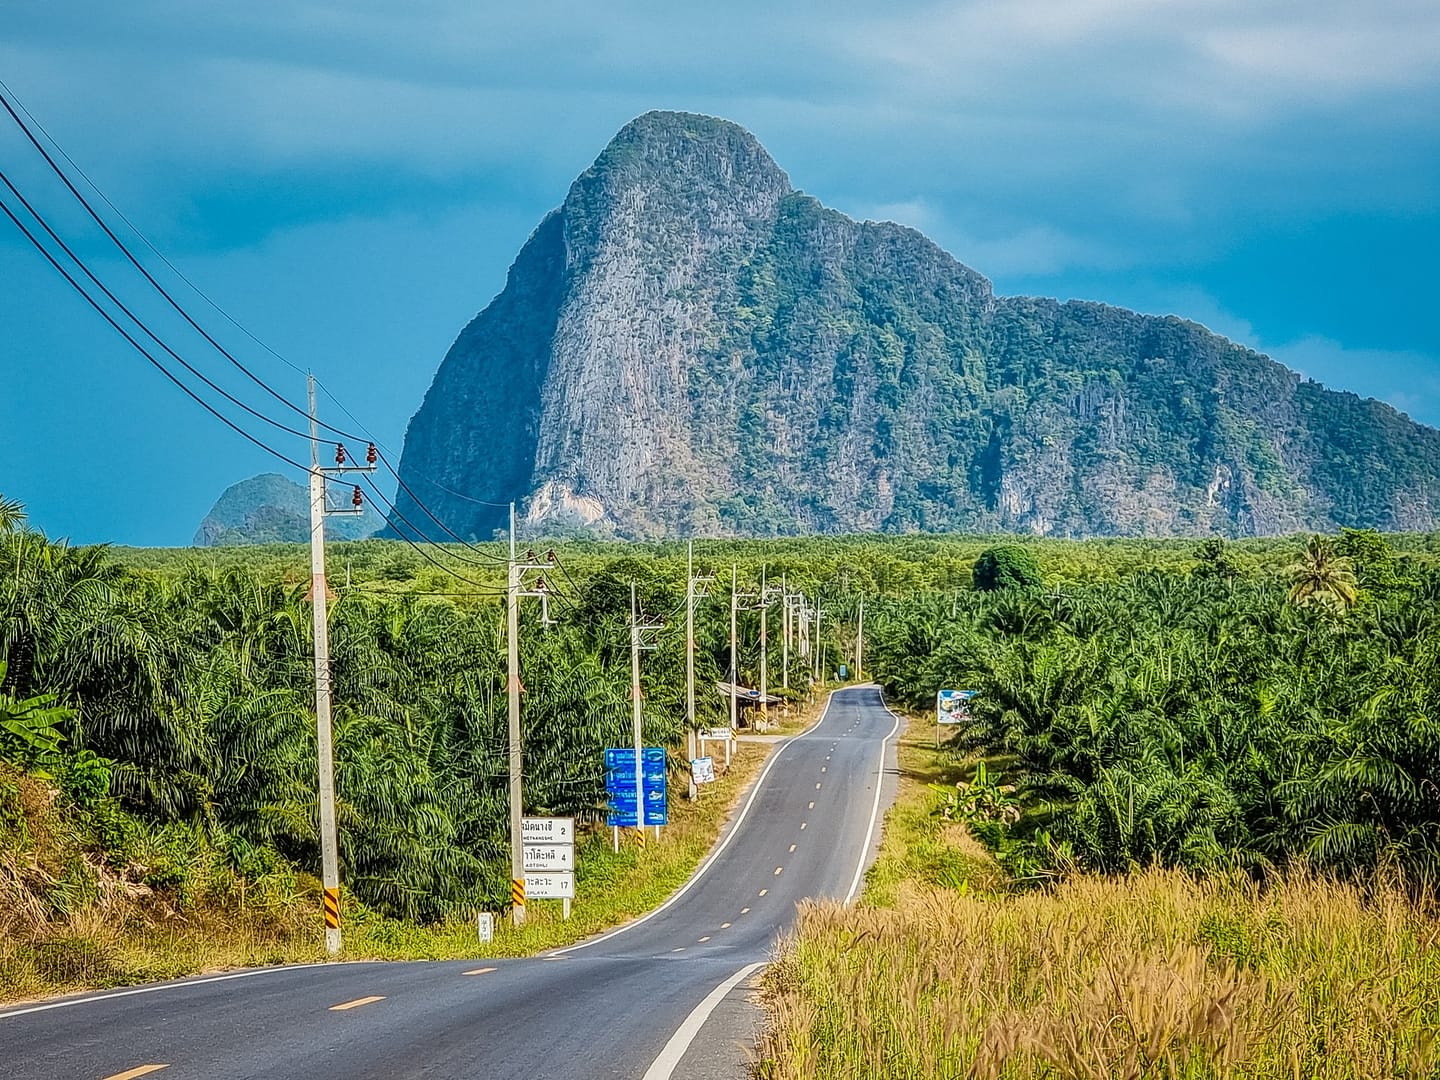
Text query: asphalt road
2 686 900 1080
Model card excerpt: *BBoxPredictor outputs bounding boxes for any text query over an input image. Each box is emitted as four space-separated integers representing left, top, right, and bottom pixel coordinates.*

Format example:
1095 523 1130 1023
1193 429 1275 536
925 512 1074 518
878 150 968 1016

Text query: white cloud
849 196 1133 277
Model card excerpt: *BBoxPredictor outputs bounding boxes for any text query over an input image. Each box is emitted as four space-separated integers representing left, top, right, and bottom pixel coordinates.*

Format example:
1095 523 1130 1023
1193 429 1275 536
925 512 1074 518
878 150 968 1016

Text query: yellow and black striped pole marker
511 877 526 913
323 887 341 932
633 826 646 850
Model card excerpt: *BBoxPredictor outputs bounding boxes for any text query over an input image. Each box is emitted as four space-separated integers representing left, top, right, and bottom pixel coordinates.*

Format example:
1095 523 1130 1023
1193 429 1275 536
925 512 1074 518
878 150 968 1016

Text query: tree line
869 532 1440 887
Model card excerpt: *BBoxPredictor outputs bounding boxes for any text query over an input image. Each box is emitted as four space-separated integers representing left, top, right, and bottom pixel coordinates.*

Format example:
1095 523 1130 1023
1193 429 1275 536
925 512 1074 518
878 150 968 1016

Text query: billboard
936 689 977 725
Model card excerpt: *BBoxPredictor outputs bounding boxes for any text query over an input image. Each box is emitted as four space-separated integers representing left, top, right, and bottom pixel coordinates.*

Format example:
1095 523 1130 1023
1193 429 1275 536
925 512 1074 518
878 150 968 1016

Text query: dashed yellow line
102 1067 169 1080
815 782 822 789
461 967 497 976
721 922 732 928
329 995 385 1011
698 935 711 942
800 822 808 829
789 843 797 853
758 888 768 897
741 906 751 914
774 866 784 876
808 801 815 809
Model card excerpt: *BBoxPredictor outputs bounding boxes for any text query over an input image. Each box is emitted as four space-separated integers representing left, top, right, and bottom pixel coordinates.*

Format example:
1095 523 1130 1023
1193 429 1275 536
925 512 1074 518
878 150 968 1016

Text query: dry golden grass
759 871 1440 1079
755 725 1440 1079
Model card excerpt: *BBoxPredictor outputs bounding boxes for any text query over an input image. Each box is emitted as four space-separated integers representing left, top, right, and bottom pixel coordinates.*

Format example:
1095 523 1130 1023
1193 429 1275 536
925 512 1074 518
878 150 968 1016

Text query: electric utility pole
506 504 551 926
780 574 789 691
814 604 823 682
755 568 781 724
855 597 864 682
684 543 713 800
729 563 738 731
306 372 374 956
630 582 665 845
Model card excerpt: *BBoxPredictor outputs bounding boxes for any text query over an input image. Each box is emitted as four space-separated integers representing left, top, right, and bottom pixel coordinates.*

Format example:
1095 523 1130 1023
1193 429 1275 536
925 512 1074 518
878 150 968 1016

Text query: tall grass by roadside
759 870 1440 1079
755 726 1440 1080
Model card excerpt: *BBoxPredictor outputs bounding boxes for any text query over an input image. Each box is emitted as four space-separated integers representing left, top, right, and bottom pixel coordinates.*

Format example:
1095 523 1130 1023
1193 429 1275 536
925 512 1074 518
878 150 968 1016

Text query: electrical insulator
546 550 557 564
352 485 363 508
535 576 547 592
335 444 347 466
366 442 377 465
526 549 536 562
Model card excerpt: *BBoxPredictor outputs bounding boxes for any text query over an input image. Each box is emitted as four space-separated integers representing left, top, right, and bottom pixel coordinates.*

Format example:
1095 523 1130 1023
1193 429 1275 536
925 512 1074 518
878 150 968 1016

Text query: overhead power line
0 191 314 475
0 78 510 566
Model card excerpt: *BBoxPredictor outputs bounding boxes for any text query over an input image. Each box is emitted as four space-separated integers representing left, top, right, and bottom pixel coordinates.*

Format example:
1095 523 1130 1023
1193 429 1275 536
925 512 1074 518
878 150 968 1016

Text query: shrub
972 546 1042 591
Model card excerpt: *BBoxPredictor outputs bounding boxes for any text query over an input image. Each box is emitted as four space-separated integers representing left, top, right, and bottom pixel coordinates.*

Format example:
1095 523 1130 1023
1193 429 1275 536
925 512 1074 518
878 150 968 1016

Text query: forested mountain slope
391 111 1440 540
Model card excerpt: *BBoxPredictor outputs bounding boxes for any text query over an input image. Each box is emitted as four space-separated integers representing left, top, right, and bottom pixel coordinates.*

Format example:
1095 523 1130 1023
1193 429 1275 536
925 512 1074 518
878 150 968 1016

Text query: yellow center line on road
698 936 711 942
102 1067 169 1080
821 766 827 773
800 822 808 829
808 801 814 809
721 922 732 928
774 866 784 875
815 782 822 789
758 889 768 896
461 967 498 976
789 844 797 853
329 995 385 1011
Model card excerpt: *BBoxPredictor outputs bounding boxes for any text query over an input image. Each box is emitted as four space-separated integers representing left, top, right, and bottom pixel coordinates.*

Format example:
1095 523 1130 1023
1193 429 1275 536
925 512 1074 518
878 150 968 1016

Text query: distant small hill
194 473 383 546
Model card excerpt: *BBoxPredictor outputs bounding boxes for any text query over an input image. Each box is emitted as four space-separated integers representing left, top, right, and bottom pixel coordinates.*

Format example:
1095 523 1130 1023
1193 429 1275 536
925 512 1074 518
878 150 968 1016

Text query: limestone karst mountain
390 111 1440 540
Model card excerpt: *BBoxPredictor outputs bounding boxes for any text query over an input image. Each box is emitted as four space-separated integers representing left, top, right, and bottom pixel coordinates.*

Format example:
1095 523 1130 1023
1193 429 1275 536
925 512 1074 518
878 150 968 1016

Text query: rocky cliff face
391 111 1440 539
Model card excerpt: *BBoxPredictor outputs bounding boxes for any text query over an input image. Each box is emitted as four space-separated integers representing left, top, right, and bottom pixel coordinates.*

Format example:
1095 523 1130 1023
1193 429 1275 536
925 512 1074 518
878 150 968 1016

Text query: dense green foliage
971 546 1042 592
2 519 789 922
8 490 1440 931
870 529 1440 886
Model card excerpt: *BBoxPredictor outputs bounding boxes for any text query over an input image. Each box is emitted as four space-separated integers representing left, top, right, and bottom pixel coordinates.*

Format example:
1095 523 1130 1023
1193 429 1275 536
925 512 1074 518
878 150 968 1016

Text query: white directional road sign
525 872 574 900
523 843 575 871
522 816 574 844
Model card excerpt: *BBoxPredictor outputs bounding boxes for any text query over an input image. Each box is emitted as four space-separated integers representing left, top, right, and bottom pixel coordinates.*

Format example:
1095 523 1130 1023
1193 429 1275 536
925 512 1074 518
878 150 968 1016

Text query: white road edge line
0 963 352 1020
549 692 839 956
842 686 902 904
641 962 766 1080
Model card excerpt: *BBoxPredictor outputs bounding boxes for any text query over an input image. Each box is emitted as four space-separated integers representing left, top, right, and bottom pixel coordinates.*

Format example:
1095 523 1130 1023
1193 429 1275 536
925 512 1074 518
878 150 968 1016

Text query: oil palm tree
1287 535 1359 611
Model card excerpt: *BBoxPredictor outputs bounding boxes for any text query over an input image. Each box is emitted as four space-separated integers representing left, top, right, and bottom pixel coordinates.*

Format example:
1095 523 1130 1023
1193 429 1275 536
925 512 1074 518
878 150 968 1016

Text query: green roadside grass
755 717 1440 1080
1 703 822 1004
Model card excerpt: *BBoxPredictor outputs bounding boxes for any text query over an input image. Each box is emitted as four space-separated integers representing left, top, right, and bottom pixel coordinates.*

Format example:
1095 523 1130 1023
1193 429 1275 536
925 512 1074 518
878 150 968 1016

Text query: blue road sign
605 747 669 827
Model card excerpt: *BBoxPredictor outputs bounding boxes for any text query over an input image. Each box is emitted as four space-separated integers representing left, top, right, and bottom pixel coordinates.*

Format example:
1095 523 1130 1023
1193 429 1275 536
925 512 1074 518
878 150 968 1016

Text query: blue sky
1 0 1437 545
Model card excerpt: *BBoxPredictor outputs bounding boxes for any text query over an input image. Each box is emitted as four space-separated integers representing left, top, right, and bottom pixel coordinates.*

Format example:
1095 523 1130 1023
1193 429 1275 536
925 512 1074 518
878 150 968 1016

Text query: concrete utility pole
686 542 696 799
759 565 768 723
505 504 551 926
753 567 782 723
630 582 644 848
856 597 864 681
814 604 823 682
781 575 789 691
306 372 373 956
506 503 523 925
729 563 738 731
630 582 665 844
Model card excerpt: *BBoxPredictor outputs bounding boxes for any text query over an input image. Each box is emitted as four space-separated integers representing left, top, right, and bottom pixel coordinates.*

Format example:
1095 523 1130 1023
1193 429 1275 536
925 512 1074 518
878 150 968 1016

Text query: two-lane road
2 686 900 1079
